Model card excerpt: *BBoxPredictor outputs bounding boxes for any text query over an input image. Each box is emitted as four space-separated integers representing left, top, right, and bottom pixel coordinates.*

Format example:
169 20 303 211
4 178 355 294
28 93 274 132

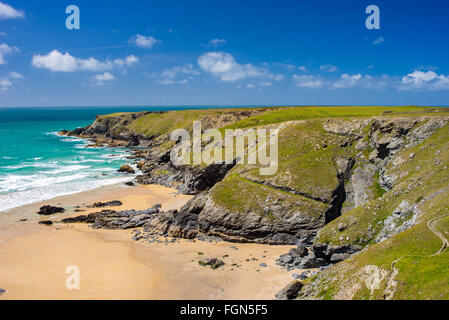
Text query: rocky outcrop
137 162 235 195
343 163 377 213
276 243 361 270
143 194 207 239
92 206 160 229
118 165 135 174
38 220 53 225
60 211 104 224
275 281 304 300
144 191 328 245
61 206 161 229
375 200 419 243
37 206 65 216
198 258 225 269
87 200 123 208
196 198 323 245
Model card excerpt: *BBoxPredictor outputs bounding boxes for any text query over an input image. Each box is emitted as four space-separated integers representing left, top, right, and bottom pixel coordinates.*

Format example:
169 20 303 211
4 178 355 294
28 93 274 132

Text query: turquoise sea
0 106 253 212
0 106 215 212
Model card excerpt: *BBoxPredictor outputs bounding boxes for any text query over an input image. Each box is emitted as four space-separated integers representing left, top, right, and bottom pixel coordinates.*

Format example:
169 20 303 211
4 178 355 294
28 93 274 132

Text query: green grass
210 174 327 221
239 120 355 201
300 123 449 300
223 106 436 130
372 171 387 198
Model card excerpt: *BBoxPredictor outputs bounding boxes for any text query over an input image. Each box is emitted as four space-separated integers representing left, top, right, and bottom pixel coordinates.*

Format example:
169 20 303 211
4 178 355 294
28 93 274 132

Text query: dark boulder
118 165 135 174
92 205 160 230
198 258 225 270
37 206 65 216
60 212 103 224
38 220 53 225
87 200 123 208
275 281 303 300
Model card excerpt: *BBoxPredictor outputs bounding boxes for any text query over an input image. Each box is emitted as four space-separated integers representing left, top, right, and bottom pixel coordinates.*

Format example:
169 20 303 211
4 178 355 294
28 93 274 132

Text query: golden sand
0 184 297 300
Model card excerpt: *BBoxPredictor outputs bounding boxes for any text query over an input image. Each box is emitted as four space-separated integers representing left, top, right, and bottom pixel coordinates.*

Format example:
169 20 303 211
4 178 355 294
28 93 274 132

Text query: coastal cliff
63 106 449 299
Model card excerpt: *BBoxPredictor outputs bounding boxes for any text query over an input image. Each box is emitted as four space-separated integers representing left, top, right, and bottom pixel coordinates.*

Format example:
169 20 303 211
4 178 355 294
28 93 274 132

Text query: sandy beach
0 184 298 300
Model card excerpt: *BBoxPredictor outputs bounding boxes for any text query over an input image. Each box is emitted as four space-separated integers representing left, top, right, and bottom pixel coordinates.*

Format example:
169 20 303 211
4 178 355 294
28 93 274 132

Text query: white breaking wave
61 137 85 142
64 158 107 164
100 153 129 160
0 175 133 212
1 161 59 170
39 164 90 175
0 172 89 193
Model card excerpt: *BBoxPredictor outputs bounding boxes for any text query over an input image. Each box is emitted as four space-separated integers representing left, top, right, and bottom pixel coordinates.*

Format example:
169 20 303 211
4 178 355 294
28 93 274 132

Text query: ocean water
0 107 159 213
0 106 254 213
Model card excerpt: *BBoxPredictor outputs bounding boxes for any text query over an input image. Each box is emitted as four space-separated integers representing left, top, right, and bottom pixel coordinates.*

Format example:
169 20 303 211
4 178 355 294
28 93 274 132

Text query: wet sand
0 184 297 300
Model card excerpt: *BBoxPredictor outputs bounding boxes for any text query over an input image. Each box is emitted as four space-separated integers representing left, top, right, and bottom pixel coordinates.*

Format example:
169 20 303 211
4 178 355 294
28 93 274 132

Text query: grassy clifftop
97 106 432 138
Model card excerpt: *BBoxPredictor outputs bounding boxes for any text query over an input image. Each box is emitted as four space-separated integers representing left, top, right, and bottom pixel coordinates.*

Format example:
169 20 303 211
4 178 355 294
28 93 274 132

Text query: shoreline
0 183 299 300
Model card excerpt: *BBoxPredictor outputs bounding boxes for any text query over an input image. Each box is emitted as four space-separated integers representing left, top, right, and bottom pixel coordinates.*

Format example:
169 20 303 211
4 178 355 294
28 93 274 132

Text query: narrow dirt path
427 214 449 256
382 214 449 300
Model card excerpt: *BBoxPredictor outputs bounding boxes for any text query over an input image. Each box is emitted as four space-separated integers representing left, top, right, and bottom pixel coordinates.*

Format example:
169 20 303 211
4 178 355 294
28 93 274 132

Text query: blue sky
0 0 448 107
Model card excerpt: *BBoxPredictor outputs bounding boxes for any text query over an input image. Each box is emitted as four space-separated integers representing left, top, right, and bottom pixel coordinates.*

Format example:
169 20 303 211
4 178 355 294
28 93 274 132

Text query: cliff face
64 106 449 299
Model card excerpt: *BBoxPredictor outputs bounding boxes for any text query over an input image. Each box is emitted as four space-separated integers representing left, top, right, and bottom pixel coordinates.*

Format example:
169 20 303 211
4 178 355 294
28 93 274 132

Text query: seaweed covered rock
118 165 135 174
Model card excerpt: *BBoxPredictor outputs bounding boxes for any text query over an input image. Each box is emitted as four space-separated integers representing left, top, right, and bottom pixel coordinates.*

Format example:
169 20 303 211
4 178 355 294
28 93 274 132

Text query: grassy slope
210 119 356 219
302 124 449 300
211 174 327 221
224 106 430 129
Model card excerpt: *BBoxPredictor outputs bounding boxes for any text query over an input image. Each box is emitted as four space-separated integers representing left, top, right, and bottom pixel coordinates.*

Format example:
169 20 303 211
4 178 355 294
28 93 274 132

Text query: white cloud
272 62 296 71
113 55 139 68
292 72 391 90
0 43 18 64
0 70 24 91
0 78 11 91
31 50 138 72
91 72 115 86
373 36 385 45
320 64 338 72
198 51 280 83
8 71 23 79
400 70 449 91
332 74 363 88
293 74 324 88
156 63 200 85
0 2 24 19
207 38 226 48
131 34 160 48
298 66 307 72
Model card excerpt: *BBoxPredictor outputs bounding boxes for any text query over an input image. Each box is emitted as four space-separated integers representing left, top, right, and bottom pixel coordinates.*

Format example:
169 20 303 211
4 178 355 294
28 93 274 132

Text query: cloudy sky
1 0 449 107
